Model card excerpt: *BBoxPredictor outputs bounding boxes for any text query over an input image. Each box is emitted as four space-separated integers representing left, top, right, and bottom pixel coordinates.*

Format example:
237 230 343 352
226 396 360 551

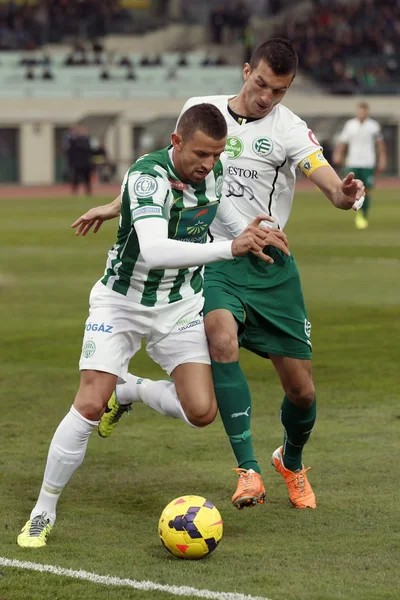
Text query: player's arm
71 195 121 235
332 141 347 167
299 151 365 210
128 170 274 268
135 216 274 269
332 121 350 167
376 137 387 176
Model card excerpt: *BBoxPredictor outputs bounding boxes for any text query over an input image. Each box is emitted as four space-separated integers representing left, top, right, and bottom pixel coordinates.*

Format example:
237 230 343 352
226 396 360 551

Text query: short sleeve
337 121 351 144
127 171 170 224
373 121 383 141
284 115 323 167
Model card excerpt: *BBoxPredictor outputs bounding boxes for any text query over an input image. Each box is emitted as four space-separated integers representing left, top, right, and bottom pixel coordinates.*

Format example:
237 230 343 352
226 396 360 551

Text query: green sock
280 395 316 472
211 360 260 474
362 193 371 218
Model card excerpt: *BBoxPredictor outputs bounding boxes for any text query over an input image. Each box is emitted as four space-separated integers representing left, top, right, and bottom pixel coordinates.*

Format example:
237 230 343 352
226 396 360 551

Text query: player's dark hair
177 104 227 142
249 38 298 76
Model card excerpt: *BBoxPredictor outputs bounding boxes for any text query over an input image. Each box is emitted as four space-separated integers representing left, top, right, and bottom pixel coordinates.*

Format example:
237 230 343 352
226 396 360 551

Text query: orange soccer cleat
231 468 266 510
272 446 316 509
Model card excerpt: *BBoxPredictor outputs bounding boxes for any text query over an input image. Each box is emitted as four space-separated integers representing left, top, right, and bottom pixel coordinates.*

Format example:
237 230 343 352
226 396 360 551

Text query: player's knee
189 407 217 428
208 329 239 362
74 371 114 420
184 397 218 428
285 381 315 408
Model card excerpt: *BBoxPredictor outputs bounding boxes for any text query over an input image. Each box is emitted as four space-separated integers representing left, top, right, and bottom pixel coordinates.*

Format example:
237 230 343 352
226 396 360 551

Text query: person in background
333 102 387 229
67 123 93 196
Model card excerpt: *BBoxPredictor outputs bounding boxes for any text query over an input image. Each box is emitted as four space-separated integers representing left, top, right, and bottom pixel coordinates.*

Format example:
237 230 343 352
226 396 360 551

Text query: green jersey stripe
141 269 166 307
189 266 203 295
168 268 189 303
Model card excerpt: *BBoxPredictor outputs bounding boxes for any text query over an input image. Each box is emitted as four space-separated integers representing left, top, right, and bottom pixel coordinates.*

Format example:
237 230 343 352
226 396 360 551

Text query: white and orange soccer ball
158 495 223 560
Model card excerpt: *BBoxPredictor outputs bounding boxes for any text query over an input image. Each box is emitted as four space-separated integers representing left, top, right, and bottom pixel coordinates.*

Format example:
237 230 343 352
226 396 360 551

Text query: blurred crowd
279 0 400 93
18 45 233 82
0 0 128 50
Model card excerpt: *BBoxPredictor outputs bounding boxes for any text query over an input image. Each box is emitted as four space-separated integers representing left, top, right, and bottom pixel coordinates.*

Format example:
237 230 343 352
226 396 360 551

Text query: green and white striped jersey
101 146 226 307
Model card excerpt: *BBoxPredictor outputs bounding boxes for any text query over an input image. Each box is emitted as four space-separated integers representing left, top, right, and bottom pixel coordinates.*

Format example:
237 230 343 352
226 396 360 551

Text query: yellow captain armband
298 150 329 177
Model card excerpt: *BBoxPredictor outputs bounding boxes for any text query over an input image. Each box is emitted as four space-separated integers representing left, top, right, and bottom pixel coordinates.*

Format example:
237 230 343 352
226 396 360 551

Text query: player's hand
71 197 120 236
250 214 289 261
340 172 365 209
232 218 289 264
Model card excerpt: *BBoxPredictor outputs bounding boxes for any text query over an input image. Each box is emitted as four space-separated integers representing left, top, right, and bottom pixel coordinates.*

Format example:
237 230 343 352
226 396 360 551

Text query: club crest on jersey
252 137 274 157
215 175 223 198
225 137 244 159
133 175 158 198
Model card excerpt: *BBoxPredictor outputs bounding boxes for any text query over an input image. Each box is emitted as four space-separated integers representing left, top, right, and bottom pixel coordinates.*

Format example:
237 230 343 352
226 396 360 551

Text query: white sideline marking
0 557 273 600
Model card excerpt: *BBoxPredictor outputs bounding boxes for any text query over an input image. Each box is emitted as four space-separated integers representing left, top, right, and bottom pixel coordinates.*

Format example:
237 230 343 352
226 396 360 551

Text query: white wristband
352 196 365 211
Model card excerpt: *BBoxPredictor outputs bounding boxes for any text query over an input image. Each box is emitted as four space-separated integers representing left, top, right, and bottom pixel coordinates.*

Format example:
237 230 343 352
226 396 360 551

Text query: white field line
0 557 273 600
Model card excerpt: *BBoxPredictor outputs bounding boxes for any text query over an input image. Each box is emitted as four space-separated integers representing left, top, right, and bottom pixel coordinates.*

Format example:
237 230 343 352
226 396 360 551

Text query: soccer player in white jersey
71 39 365 511
17 104 290 548
333 101 387 229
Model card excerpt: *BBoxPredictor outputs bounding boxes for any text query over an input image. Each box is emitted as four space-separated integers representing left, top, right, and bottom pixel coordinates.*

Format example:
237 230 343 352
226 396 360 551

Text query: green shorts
203 248 312 360
349 167 375 189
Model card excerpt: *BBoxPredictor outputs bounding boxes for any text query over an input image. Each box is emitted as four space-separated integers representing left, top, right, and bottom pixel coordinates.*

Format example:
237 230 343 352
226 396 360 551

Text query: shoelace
293 467 311 496
233 468 254 488
29 512 50 537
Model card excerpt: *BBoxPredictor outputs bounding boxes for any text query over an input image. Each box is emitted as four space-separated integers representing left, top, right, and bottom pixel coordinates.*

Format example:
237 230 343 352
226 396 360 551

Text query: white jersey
338 117 383 168
178 95 321 238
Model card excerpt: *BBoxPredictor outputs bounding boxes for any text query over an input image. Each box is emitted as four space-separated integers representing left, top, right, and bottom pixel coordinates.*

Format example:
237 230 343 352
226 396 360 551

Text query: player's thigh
171 362 217 423
242 254 312 361
147 295 210 377
79 282 143 382
203 261 246 362
269 354 315 407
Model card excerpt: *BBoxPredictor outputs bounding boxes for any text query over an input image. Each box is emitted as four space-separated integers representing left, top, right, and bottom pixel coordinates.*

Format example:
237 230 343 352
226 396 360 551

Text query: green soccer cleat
17 512 53 548
98 392 131 438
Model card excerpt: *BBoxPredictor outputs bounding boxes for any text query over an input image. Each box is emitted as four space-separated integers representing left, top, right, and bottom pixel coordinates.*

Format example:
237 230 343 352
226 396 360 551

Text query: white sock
139 379 197 428
115 373 144 405
30 406 99 525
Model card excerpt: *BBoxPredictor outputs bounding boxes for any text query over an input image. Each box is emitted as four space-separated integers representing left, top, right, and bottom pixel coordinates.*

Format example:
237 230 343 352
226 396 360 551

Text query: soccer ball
158 495 223 560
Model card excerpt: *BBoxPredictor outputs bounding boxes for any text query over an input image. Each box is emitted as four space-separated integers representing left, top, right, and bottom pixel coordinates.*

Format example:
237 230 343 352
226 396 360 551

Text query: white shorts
79 281 210 379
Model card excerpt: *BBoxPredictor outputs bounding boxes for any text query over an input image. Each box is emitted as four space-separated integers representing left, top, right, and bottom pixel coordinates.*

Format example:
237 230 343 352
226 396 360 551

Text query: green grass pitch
0 189 399 600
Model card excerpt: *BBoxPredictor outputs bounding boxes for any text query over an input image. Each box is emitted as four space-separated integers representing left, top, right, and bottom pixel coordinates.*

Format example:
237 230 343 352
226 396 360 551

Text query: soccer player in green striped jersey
17 103 289 548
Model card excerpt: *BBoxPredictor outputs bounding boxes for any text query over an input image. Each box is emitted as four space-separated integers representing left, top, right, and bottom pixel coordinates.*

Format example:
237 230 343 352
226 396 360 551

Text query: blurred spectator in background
119 55 132 67
139 55 151 67
177 52 188 67
62 123 78 182
166 66 177 80
67 123 93 196
91 138 116 183
279 0 400 93
100 68 111 80
42 67 54 80
228 0 251 42
209 6 226 45
126 65 137 80
25 66 34 80
243 25 256 63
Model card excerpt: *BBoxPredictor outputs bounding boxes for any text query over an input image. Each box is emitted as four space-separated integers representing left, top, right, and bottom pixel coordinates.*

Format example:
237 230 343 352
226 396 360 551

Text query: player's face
357 106 369 121
242 60 294 118
172 130 226 183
